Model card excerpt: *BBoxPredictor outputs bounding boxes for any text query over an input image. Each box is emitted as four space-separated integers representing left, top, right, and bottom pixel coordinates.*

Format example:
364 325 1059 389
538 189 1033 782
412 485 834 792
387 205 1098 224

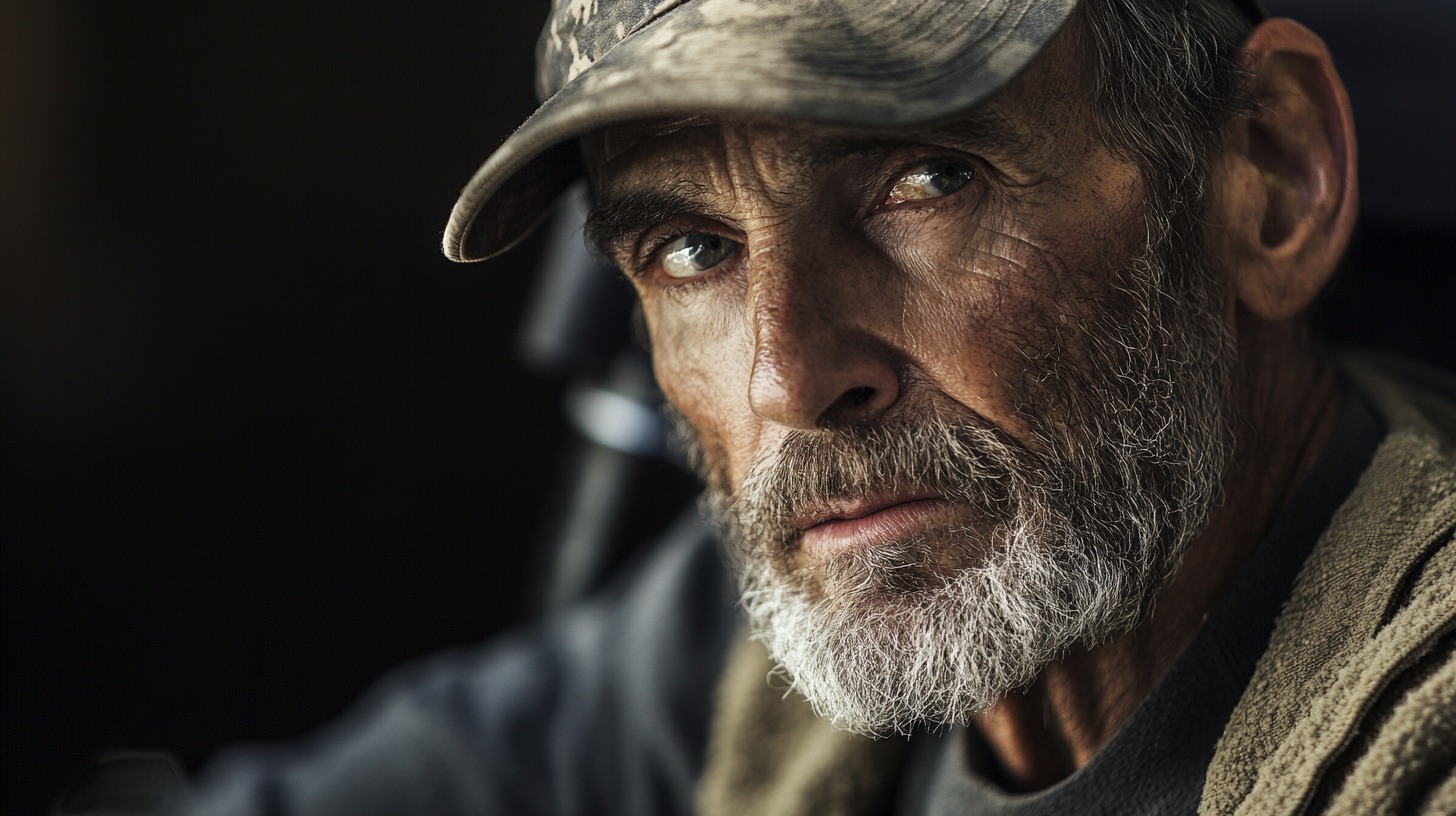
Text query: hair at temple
1074 0 1258 220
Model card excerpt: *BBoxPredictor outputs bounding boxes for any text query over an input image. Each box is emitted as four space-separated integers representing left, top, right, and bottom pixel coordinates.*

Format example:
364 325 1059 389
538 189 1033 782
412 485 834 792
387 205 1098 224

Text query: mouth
795 491 950 559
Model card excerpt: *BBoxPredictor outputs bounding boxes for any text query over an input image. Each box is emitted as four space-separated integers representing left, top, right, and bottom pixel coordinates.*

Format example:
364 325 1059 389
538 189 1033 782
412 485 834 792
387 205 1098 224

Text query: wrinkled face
588 34 1236 734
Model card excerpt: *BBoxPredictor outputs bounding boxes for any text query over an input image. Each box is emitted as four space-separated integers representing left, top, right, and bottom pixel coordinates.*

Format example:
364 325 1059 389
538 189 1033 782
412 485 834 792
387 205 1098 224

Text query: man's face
589 34 1236 734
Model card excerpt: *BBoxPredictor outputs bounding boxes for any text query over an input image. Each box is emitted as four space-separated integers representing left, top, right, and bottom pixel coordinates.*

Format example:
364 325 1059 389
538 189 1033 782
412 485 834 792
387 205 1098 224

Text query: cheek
877 203 1057 433
646 296 760 487
877 191 1143 436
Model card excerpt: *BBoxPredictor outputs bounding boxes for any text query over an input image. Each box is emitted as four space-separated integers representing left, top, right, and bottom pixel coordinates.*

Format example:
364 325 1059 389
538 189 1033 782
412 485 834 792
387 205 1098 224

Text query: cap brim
445 0 1078 262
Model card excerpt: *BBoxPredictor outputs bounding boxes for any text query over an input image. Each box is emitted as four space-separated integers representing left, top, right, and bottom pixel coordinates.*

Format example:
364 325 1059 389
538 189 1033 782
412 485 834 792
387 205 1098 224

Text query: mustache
726 408 1040 552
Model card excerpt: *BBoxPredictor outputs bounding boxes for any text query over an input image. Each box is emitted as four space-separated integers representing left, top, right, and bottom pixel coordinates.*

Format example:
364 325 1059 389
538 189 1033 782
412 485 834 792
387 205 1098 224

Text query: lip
796 492 949 559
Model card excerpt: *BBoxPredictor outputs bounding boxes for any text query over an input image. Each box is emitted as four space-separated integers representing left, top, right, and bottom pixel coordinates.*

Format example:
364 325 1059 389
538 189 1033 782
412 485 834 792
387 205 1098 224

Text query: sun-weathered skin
446 0 1080 262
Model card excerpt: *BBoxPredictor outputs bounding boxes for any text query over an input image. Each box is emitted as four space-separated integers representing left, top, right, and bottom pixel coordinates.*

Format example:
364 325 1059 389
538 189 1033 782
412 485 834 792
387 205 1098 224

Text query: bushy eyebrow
937 111 1034 159
585 185 712 263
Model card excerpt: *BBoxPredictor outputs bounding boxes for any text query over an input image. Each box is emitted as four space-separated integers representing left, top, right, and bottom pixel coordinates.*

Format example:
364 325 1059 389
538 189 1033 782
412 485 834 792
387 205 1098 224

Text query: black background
4 2 568 811
3 1 1453 813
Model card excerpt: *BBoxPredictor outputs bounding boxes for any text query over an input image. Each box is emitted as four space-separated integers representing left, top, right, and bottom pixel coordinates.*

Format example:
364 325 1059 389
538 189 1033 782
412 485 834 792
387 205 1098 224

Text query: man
443 0 1452 809
74 0 1451 813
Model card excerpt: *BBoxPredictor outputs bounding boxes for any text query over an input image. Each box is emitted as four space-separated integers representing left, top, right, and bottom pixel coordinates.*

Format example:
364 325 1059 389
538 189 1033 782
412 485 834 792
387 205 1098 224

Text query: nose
746 246 903 430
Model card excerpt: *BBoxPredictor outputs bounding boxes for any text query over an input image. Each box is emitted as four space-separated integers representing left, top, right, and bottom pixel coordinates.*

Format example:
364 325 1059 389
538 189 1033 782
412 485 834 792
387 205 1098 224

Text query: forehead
592 113 1027 178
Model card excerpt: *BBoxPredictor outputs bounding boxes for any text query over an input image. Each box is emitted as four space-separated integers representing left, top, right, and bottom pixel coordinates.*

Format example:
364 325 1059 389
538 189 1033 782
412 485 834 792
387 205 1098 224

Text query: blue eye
659 232 739 279
886 160 976 205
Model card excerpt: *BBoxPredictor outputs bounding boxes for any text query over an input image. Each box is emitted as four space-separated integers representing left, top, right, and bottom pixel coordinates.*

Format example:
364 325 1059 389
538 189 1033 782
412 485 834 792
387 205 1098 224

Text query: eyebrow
584 109 1036 261
826 109 1032 163
585 184 713 263
730 112 1034 182
936 111 1035 159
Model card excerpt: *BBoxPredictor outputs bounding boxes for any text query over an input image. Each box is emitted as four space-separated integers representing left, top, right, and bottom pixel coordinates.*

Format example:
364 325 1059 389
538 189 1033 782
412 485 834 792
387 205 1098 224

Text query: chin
740 509 1186 736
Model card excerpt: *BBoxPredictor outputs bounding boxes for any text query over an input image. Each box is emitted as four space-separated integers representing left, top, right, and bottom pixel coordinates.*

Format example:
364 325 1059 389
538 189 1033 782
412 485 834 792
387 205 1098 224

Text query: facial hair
675 213 1236 737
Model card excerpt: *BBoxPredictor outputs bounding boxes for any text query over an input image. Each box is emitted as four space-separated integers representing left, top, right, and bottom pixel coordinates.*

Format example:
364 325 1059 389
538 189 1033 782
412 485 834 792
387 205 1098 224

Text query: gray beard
679 218 1236 737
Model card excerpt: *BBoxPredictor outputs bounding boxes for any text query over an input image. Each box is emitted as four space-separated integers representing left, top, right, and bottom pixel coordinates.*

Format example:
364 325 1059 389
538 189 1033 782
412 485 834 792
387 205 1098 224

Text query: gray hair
1076 0 1258 223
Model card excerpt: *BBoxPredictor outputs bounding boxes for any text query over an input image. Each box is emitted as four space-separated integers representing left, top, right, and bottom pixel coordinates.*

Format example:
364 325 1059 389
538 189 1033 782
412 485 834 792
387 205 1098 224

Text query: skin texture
588 16 1357 791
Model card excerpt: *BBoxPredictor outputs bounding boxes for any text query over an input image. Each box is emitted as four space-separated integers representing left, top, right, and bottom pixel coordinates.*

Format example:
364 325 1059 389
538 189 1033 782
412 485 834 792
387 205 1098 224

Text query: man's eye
658 232 740 279
885 160 976 205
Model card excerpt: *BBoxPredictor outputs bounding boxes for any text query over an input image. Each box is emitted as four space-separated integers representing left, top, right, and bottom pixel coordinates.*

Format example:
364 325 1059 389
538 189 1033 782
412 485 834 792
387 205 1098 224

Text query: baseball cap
443 0 1269 263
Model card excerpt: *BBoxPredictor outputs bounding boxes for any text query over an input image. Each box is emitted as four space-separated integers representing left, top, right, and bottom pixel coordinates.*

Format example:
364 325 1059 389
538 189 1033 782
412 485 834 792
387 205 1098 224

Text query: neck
973 320 1344 791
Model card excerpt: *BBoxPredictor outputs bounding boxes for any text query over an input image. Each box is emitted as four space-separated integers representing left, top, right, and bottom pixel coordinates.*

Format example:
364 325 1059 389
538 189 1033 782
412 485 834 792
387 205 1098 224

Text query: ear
1216 19 1358 322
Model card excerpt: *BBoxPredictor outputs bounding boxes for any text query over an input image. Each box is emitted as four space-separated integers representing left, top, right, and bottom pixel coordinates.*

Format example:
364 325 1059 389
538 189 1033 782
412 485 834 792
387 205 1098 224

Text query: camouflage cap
443 0 1267 262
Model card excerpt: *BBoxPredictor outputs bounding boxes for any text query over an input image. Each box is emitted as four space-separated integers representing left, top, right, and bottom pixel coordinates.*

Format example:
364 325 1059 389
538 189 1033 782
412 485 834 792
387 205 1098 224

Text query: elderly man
443 0 1454 807
76 0 1451 814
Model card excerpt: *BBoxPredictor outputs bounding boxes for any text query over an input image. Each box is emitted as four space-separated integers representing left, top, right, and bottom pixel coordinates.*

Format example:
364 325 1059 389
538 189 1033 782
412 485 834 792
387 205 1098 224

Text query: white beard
732 439 1182 736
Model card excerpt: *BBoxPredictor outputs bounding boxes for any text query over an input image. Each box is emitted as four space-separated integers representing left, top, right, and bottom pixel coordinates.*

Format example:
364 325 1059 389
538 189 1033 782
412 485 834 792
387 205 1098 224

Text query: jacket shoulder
1201 355 1456 815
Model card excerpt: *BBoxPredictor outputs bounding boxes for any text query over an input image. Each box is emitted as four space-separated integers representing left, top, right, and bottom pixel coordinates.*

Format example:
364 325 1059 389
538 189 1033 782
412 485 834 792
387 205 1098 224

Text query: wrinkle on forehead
594 119 838 205
592 105 1040 197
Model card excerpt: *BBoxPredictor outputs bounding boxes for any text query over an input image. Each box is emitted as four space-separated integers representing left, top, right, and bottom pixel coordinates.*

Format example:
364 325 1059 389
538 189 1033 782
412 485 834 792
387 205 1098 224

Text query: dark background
3 1 1453 813
4 2 572 811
